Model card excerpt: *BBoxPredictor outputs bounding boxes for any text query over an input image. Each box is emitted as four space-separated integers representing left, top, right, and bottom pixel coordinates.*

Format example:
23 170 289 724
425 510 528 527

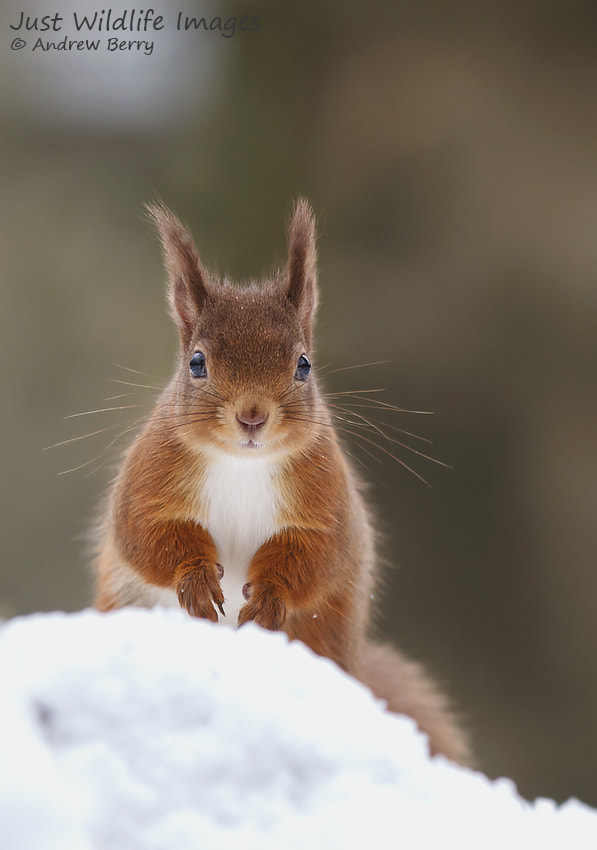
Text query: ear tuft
146 201 208 347
286 198 318 349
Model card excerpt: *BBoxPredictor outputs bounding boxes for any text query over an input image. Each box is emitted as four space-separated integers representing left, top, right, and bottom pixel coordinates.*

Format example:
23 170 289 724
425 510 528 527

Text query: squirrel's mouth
213 433 271 455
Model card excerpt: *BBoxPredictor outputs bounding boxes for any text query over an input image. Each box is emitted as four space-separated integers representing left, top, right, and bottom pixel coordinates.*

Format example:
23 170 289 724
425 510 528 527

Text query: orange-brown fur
93 200 470 764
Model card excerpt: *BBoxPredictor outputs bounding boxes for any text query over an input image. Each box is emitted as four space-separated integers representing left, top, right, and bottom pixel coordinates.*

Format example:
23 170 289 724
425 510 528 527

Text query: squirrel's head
147 199 326 457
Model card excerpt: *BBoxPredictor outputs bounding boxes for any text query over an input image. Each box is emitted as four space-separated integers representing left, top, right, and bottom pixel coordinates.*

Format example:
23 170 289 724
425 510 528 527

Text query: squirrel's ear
146 202 208 346
285 198 318 349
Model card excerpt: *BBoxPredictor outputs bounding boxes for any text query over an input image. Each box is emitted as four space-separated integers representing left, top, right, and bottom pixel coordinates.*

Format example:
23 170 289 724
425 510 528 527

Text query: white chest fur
201 454 281 623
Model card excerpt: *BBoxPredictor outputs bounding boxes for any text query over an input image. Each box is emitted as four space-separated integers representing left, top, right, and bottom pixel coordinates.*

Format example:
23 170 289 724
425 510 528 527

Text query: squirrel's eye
294 354 311 382
190 351 207 378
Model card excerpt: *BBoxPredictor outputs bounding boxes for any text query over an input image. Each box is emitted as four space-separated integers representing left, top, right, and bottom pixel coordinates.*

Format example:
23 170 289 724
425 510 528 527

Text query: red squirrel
93 200 470 763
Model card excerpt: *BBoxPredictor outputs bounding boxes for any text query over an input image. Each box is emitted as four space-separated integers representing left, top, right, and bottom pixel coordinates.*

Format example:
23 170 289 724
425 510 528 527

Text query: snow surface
0 608 596 850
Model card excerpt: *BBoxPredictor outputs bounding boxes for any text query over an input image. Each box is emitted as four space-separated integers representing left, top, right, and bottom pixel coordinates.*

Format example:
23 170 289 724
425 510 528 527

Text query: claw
238 588 286 631
175 560 224 623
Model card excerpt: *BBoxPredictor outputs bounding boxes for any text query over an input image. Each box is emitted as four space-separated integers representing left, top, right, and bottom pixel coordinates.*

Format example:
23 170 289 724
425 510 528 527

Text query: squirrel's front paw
237 583 286 631
176 561 225 622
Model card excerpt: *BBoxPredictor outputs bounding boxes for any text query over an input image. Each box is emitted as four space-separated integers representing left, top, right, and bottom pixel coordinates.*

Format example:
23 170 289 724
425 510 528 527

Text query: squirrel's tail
356 641 472 765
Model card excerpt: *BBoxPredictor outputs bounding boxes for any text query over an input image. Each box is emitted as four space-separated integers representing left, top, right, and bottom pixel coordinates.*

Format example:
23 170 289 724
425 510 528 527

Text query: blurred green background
1 0 597 807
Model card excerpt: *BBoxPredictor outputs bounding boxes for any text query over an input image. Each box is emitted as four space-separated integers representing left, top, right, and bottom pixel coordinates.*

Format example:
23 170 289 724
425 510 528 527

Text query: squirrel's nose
236 409 268 434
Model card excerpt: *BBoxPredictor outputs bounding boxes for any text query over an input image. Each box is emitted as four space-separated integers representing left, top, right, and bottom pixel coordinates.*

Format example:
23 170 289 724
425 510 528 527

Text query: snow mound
0 609 595 850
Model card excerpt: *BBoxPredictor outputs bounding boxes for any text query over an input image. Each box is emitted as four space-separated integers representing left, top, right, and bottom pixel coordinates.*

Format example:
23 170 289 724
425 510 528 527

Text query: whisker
280 416 410 473
364 416 434 444
64 405 142 420
57 455 104 476
341 447 373 472
383 440 450 468
111 378 163 391
44 424 124 450
323 387 387 396
277 411 437 479
325 360 390 374
329 403 391 441
103 392 141 401
84 463 108 478
113 362 154 377
335 426 432 487
103 417 149 450
326 394 433 414
328 404 449 469
343 436 384 467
